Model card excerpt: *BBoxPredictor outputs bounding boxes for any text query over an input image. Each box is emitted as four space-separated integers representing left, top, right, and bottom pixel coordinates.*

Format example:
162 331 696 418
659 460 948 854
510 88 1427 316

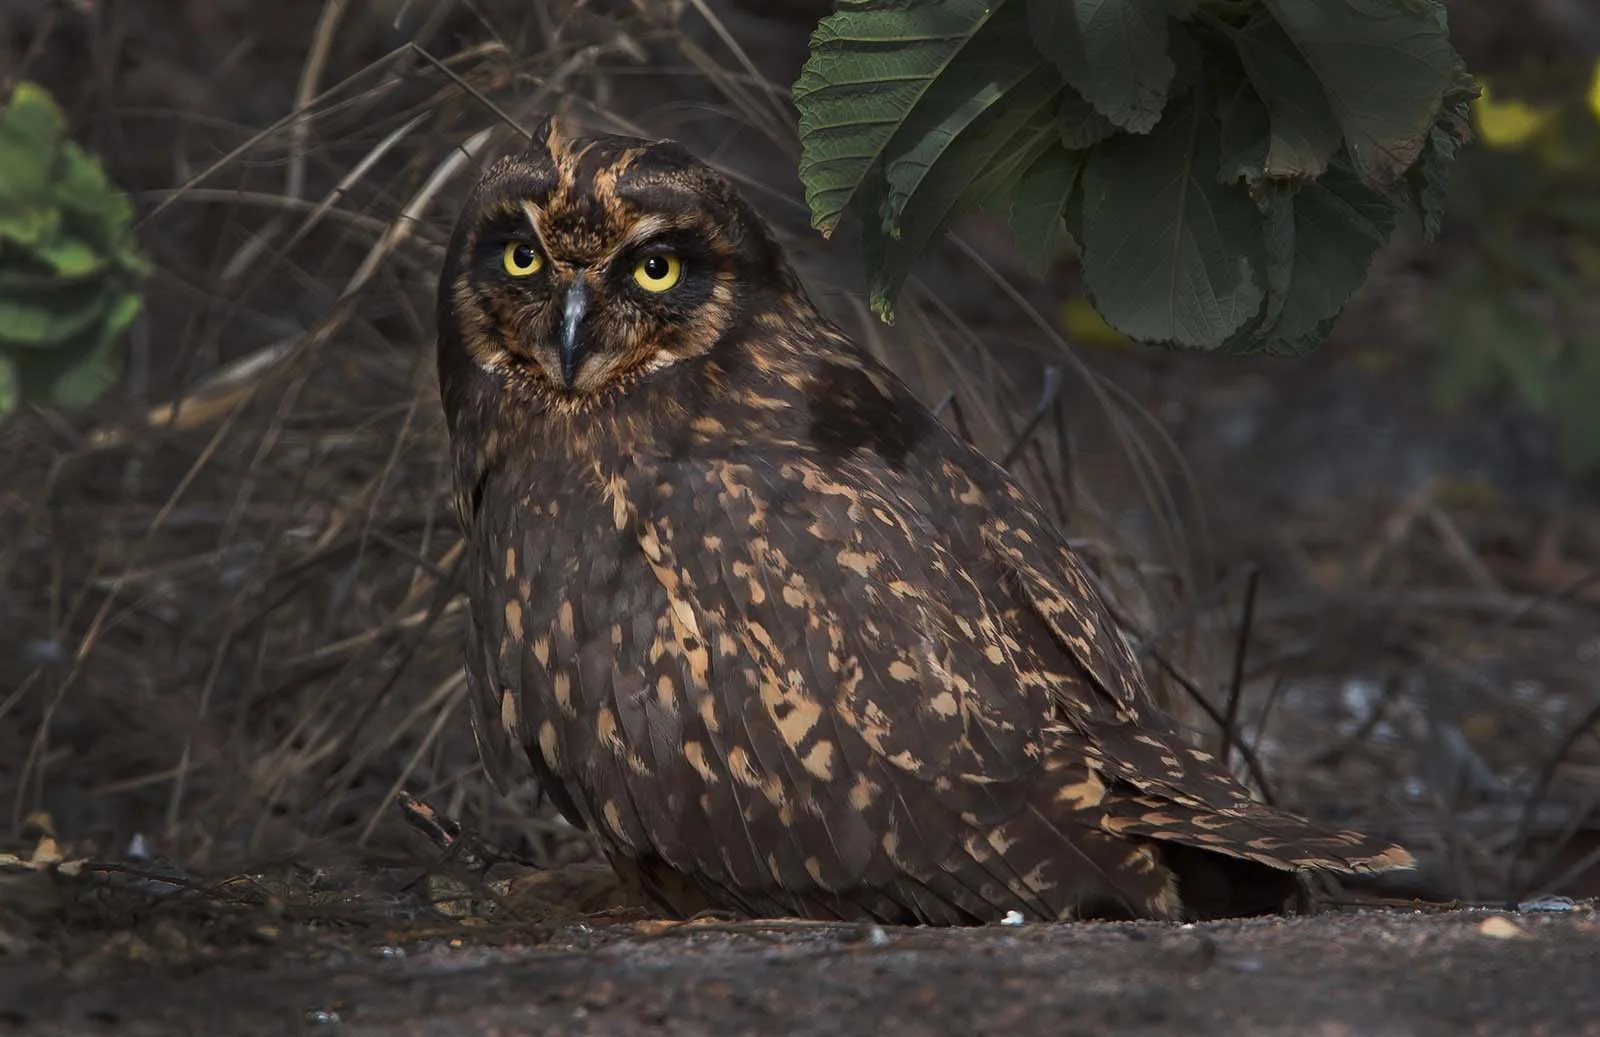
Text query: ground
3 907 1597 1035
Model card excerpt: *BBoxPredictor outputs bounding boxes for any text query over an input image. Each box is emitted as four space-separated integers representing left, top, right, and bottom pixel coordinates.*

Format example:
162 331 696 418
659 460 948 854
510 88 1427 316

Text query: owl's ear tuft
527 114 569 163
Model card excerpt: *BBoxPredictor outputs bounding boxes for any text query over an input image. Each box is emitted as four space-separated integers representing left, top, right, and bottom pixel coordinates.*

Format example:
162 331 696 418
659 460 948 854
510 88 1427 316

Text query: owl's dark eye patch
612 231 716 303
476 205 534 243
473 217 548 286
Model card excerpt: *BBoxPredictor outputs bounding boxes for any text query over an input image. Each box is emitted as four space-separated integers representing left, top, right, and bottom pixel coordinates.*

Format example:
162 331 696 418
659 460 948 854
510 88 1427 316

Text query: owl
435 118 1413 924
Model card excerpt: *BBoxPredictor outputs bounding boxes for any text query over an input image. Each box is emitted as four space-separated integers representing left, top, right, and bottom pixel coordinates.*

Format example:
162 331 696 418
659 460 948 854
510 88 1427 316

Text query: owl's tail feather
1098 789 1416 875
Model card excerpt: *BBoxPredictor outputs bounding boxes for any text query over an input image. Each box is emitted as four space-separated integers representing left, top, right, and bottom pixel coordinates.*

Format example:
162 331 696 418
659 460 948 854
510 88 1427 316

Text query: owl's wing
976 478 1414 874
593 444 1210 922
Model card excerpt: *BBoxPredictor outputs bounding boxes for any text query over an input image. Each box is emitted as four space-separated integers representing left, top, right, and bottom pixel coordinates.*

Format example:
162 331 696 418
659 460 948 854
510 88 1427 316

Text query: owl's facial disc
447 128 791 404
476 217 719 397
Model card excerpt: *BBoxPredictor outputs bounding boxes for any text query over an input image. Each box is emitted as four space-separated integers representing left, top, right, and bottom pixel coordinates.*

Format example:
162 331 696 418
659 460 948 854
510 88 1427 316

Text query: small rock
1477 916 1527 940
1517 895 1577 913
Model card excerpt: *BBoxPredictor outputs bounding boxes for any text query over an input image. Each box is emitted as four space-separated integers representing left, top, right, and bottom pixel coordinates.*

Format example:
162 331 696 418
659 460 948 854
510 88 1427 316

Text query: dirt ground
2 906 1597 1036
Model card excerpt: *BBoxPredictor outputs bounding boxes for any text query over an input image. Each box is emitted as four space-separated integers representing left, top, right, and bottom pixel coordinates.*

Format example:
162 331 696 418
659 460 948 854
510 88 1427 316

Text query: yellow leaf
1590 60 1600 122
1060 296 1126 347
1473 80 1555 149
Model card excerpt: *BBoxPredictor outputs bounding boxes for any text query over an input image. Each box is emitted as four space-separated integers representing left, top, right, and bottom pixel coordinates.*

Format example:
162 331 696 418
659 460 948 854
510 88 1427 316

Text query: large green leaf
1080 90 1265 347
1229 14 1342 181
1261 0 1457 188
1026 0 1186 134
794 0 1473 360
864 67 1065 320
1263 158 1395 352
794 0 997 238
1007 145 1087 274
880 2 1046 233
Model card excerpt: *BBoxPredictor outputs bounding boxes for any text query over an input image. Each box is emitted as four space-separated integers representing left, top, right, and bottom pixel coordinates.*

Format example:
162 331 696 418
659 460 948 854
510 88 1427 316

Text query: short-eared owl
436 119 1412 924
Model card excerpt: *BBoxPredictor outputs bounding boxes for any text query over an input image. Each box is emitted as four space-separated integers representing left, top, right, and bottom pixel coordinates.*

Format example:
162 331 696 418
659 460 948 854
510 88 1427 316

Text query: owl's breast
464 451 703 845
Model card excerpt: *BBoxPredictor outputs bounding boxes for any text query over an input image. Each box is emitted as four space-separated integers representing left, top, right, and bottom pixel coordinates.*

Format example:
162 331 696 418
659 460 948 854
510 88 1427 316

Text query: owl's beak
558 277 589 388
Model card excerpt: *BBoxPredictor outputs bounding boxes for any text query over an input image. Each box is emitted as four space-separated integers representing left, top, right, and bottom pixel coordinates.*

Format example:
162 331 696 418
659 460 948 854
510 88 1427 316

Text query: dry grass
1 0 1597 960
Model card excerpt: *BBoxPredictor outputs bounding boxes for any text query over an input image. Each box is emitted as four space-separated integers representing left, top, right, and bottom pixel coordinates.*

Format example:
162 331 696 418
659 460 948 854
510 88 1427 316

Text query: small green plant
0 82 146 417
793 0 1476 355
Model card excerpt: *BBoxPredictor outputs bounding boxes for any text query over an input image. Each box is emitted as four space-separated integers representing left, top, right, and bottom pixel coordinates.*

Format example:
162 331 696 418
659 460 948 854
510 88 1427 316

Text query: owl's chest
469 457 710 812
469 462 654 643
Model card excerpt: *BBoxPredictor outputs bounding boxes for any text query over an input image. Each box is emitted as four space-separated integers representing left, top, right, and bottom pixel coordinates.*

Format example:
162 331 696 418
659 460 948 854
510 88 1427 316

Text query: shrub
0 82 146 416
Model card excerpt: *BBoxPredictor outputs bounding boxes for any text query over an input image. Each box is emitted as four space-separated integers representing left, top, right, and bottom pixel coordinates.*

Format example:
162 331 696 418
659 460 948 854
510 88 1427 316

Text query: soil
3 907 1597 1036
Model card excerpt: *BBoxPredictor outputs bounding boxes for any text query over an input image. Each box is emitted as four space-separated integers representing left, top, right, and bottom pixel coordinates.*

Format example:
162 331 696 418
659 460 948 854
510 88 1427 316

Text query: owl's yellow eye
503 241 543 277
632 253 682 293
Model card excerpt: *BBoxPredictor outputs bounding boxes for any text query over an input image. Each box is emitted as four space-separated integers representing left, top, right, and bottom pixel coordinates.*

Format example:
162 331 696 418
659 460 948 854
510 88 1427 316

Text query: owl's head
438 119 798 406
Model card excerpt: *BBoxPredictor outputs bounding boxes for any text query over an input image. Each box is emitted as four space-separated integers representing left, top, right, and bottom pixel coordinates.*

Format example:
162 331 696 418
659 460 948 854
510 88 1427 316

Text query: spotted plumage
436 119 1413 924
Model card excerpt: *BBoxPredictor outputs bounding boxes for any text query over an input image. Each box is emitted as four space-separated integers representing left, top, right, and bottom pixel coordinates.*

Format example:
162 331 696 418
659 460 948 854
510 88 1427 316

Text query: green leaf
11 315 127 409
1267 158 1396 347
1261 0 1457 188
1220 156 1399 355
1027 0 1180 134
0 279 111 348
33 236 103 278
58 141 136 248
1406 68 1476 239
880 3 1048 234
863 68 1065 321
1229 14 1343 181
1217 87 1270 186
1007 145 1087 274
104 291 142 340
794 0 998 238
1058 86 1118 150
0 260 62 295
0 82 64 207
1079 90 1266 347
0 205 60 248
0 83 64 152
